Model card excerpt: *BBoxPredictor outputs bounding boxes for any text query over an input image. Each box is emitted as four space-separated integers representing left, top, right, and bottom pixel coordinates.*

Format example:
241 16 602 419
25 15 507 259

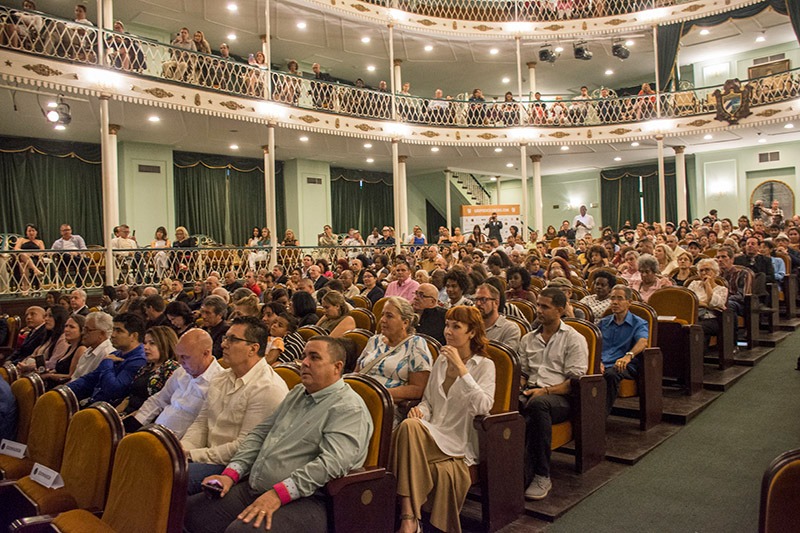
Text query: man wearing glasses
69 311 115 380
412 283 446 344
473 283 520 353
181 316 289 495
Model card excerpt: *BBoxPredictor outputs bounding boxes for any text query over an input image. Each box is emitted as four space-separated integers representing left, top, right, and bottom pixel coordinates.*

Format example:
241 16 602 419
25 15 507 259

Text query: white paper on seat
658 316 677 321
30 463 65 489
0 439 27 458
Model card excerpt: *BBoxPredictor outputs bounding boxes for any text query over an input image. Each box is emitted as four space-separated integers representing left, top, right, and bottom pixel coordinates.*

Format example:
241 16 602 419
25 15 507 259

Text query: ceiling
5 1 799 180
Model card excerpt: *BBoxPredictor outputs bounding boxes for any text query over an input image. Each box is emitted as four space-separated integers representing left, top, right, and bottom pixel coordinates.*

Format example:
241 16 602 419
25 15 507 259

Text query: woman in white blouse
686 258 728 347
391 305 495 533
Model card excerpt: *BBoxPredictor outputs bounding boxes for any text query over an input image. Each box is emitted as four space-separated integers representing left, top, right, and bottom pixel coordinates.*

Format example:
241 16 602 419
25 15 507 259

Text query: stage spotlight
46 98 71 126
612 42 630 60
573 41 592 60
539 44 558 63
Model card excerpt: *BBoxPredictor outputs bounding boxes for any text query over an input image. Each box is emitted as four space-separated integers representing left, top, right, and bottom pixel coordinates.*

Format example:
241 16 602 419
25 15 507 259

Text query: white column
393 59 403 95
398 155 409 242
519 144 528 241
653 24 661 117
100 95 118 286
515 36 525 124
674 145 687 223
101 0 112 28
530 154 543 234
526 61 537 95
266 124 278 267
445 169 452 230
657 135 666 224
392 140 401 253
388 24 397 121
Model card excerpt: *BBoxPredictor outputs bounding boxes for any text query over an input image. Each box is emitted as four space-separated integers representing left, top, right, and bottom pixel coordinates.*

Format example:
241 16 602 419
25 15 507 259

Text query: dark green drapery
601 172 641 231
0 135 103 244
602 162 678 230
174 151 284 245
657 0 799 90
330 167 393 236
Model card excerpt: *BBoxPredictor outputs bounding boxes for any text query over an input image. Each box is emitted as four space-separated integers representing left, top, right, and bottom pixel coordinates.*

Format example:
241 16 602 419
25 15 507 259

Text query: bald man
8 306 47 363
124 329 223 437
412 283 446 344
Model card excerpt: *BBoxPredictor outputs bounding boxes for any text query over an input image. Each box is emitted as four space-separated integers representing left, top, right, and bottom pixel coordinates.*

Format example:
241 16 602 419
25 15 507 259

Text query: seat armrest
9 514 58 533
325 467 387 496
638 347 663 430
325 467 396 533
568 374 606 472
473 411 521 431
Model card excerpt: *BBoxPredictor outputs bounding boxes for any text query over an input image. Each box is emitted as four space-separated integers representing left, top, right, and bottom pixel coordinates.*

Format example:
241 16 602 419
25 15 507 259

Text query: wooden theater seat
296 325 327 341
348 308 376 332
507 298 536 324
759 448 800 533
1 362 18 384
0 374 48 480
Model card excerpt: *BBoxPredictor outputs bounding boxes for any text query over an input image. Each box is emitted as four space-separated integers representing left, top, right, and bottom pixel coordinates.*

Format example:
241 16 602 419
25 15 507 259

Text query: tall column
653 24 661 117
392 140 401 253
393 59 403 94
398 155 409 242
526 61 537 95
673 145 687 223
101 0 112 28
100 95 118 286
657 135 666 224
519 144 528 241
264 124 278 267
445 170 452 230
530 154 543 234
261 35 271 100
388 24 397 121
515 36 525 125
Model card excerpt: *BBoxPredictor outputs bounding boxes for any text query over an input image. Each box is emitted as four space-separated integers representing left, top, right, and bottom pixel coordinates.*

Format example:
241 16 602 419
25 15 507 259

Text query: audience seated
385 261 419 302
630 254 673 302
184 336 372 533
316 291 356 337
16 305 70 374
40 313 86 386
201 295 230 358
7 305 46 363
0 377 16 441
412 282 447 345
117 325 179 415
580 270 615 321
687 258 729 348
474 283 521 352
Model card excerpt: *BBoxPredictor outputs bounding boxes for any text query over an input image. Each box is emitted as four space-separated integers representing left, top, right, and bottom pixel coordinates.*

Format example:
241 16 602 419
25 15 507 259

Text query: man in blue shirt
597 285 648 415
68 313 146 406
0 378 16 441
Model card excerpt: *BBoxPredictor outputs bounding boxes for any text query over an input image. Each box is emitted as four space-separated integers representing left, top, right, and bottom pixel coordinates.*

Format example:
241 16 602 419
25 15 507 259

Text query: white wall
282 159 331 245
117 142 175 243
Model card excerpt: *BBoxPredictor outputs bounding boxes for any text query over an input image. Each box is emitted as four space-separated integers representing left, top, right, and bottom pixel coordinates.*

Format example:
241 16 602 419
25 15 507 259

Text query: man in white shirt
70 312 115 380
181 317 289 494
572 205 595 241
125 329 222 437
52 224 88 287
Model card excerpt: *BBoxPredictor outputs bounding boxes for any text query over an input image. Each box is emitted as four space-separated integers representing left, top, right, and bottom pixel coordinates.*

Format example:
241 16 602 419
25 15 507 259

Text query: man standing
201 295 230 359
518 288 588 500
126 329 223 438
572 205 595 242
597 286 648 415
182 317 289 494
70 311 115 380
412 283 446 345
474 283 520 353
68 313 147 406
484 213 503 242
184 337 372 533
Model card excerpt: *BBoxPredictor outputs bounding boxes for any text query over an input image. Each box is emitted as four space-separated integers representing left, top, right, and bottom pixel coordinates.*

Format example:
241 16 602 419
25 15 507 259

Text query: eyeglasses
414 291 435 300
221 334 256 345
82 326 101 333
473 297 498 304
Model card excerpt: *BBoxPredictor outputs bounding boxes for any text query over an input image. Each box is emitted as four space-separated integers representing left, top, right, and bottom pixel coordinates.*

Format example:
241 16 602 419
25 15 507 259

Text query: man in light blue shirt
184 336 373 533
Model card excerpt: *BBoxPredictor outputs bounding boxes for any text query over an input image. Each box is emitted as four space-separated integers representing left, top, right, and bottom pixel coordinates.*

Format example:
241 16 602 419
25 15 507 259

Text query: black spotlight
612 42 630 60
573 41 592 61
539 45 557 63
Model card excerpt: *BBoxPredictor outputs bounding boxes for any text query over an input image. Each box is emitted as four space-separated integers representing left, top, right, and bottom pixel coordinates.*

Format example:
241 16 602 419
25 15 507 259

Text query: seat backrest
648 286 699 325
274 363 302 390
11 373 45 444
371 297 390 323
564 318 602 375
3 315 20 352
342 328 374 359
507 299 535 324
629 302 659 347
351 295 372 310
1 362 18 384
348 308 376 332
102 425 188 533
343 374 393 469
62 401 123 510
315 307 326 319
760 448 800 533
571 301 595 323
529 277 545 290
503 314 530 338
24 383 78 471
297 325 326 341
415 333 442 361
484 341 520 415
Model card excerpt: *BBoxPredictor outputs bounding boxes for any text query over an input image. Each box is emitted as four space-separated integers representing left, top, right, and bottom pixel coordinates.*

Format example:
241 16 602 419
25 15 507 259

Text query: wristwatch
625 351 634 359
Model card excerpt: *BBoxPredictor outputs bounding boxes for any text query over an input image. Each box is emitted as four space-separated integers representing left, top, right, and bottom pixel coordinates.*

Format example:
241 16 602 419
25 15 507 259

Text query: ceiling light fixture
755 33 766 43
539 44 558 63
631 141 640 147
424 45 433 52
506 162 514 168
699 28 710 36
299 136 309 142
605 69 614 76
614 156 622 161
45 97 71 127
625 39 634 46
226 3 238 12
573 41 592 61
703 134 713 140
490 176 498 182
364 143 372 148
54 124 66 131
560 145 570 151
148 116 160 122
431 147 440 152
490 48 499 55
366 65 376 72
366 158 374 163
502 77 510 84
494 147 503 153
361 36 371 43
230 144 239 150
227 33 237 40
612 41 630 60
47 101 58 108
785 123 795 129
296 21 307 29
758 138 767 143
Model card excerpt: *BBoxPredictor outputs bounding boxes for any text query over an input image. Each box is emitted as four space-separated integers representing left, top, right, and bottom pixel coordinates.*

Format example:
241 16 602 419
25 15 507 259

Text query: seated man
224 271 243 293
7 305 46 364
67 313 147 406
518 288 588 500
201 295 230 359
70 311 115 380
70 288 90 316
167 279 191 303
716 246 747 319
51 224 88 287
184 336 373 533
580 270 615 322
385 261 419 302
597 286 648 415
412 283 446 345
181 317 289 494
474 283 520 353
735 237 775 303
143 294 169 329
124 329 223 437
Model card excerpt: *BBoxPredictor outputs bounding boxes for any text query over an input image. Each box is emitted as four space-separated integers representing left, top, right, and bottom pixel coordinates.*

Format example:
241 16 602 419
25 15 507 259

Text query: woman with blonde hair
232 294 261 318
654 243 678 276
281 228 299 246
391 305 495 533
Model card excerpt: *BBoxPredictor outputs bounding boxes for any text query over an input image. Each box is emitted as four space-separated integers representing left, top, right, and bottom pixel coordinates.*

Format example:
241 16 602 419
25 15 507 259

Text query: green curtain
657 23 684 92
0 137 103 244
229 168 266 245
174 164 227 243
601 171 643 231
275 162 286 240
331 168 394 236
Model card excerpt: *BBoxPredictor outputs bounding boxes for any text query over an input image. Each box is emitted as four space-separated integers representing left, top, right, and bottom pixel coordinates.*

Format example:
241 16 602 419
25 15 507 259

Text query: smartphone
201 481 223 499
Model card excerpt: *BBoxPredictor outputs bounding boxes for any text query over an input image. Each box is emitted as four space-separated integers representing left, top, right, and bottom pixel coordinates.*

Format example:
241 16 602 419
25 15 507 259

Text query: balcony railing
2 5 799 131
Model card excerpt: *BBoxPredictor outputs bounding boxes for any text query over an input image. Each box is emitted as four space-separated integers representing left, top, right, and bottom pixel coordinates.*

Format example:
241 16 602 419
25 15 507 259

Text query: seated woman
582 244 611 279
618 249 641 284
670 250 696 285
281 229 300 246
150 226 171 281
232 294 261 319
360 269 385 305
165 300 196 337
687 258 729 348
654 243 679 277
172 226 196 280
506 266 537 304
14 223 45 293
630 254 673 302
391 306 495 533
17 305 70 375
316 291 356 337
291 290 320 327
356 297 432 423
41 313 86 386
118 325 179 416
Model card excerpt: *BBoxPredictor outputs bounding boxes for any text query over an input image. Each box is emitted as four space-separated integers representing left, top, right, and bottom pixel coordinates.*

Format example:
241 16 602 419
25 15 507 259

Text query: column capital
530 154 542 163
398 155 408 163
99 94 111 101
393 59 403 67
655 134 665 141
261 145 269 154
526 61 537 69
108 124 121 135
672 145 686 154
260 34 267 43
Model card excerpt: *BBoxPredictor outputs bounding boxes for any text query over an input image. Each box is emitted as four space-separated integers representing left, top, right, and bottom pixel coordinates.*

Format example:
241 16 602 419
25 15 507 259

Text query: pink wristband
273 482 292 505
221 468 240 484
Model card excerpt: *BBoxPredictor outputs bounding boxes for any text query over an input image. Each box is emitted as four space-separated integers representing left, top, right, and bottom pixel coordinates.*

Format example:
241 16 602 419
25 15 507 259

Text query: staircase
451 172 492 206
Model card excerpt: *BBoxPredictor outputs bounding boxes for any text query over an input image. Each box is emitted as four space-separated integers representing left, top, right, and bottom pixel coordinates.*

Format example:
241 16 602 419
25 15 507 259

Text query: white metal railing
2 5 799 130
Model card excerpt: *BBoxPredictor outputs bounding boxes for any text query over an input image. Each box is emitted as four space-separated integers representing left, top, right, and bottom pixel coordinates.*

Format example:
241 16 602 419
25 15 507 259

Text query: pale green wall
406 172 469 233
283 159 331 245
117 142 175 243
693 41 800 87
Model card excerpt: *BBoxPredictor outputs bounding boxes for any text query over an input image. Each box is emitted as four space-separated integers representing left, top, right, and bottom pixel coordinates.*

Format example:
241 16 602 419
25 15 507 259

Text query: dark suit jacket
10 324 47 363
313 276 328 291
417 307 447 345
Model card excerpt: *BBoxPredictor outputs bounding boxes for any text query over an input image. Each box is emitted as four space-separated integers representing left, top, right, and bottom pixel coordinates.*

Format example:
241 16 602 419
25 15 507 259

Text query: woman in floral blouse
118 325 179 415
